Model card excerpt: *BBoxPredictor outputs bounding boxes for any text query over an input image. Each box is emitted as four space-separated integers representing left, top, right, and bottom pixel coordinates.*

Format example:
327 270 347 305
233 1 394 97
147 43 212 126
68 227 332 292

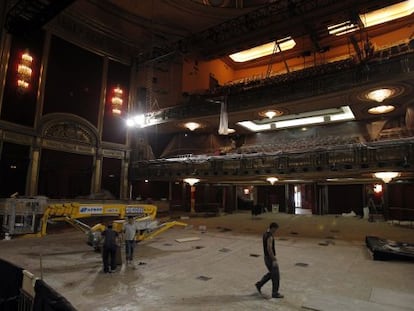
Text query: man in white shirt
123 216 138 264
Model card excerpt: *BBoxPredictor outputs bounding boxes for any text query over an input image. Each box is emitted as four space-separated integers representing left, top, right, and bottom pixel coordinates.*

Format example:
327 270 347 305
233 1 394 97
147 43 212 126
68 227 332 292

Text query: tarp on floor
365 236 414 261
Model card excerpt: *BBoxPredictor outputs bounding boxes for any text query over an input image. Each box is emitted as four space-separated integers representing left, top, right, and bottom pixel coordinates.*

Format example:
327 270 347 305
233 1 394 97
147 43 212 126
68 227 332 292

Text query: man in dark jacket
101 224 119 273
255 222 283 298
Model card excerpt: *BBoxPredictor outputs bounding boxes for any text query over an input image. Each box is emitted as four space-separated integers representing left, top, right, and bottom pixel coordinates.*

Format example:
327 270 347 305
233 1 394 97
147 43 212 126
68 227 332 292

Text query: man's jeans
125 240 135 261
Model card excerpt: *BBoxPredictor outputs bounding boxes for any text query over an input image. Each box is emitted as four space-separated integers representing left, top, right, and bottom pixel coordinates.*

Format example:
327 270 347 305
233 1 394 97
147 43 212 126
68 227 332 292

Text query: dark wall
328 184 363 215
133 180 170 201
101 157 121 198
0 142 30 197
388 183 414 209
43 36 103 126
257 185 286 212
38 149 92 198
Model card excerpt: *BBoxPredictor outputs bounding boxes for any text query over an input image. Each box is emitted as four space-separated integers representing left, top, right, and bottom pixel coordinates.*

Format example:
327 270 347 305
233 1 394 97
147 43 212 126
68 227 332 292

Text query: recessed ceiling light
373 172 400 183
366 88 394 102
368 105 395 114
184 122 200 131
259 109 284 119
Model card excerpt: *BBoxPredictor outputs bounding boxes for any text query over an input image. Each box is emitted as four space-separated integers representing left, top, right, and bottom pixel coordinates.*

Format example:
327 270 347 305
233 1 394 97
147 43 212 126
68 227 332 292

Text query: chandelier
17 51 33 90
111 86 123 116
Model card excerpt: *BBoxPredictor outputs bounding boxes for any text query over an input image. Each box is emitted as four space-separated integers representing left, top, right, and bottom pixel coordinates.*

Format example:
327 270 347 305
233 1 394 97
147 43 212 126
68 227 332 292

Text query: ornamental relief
43 122 96 146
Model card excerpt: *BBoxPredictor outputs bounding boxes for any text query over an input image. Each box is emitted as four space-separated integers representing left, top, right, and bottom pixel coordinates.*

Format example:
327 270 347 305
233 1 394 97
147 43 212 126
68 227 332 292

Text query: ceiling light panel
229 37 296 62
237 106 355 132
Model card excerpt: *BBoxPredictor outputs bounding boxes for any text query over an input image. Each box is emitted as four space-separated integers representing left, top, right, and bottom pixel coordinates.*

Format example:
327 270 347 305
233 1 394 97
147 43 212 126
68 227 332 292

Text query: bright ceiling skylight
328 0 414 36
237 106 355 132
229 37 296 62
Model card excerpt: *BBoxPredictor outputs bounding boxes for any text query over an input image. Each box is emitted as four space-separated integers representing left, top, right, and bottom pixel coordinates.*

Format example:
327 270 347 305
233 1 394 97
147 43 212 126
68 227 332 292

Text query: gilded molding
2 131 34 145
42 139 95 155
102 149 124 159
43 122 96 145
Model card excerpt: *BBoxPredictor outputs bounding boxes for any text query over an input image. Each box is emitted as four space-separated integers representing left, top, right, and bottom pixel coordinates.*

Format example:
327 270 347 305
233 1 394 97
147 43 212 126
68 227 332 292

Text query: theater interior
0 1 414 310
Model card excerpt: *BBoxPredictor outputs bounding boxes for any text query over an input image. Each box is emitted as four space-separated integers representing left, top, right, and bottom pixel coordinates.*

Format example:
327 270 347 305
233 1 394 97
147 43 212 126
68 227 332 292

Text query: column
190 186 196 213
26 147 40 196
91 152 102 194
120 157 129 200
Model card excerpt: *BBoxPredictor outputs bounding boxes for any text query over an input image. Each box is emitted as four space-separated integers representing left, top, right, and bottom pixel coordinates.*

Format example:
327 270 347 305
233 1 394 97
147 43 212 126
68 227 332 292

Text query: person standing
101 223 119 273
123 216 138 264
255 222 283 298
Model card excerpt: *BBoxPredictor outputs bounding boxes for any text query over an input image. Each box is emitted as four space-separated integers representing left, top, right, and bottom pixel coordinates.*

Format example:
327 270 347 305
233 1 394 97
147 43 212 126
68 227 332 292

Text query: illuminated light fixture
238 106 355 132
184 122 200 131
243 188 250 195
359 0 414 28
183 178 200 186
259 109 284 119
373 184 383 193
366 88 394 102
328 21 359 36
368 105 395 114
111 86 124 116
266 177 279 185
328 0 414 36
229 36 296 62
17 51 33 90
373 171 400 183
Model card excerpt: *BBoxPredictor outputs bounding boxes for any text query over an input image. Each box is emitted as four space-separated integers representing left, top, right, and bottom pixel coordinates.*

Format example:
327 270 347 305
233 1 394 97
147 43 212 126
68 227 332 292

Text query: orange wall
182 58 234 92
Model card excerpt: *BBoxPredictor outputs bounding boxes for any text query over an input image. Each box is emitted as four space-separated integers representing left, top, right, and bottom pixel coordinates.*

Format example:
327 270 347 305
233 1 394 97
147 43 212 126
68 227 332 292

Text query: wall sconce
17 51 33 90
111 86 123 116
266 177 279 185
373 171 400 183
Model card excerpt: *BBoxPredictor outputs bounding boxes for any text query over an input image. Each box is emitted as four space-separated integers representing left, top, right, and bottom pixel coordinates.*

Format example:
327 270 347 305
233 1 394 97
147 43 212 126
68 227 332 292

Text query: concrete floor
1 212 414 310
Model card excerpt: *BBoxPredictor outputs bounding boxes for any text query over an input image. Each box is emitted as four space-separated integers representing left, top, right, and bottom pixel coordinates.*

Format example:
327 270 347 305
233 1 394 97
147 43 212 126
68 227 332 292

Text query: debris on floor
196 276 212 281
217 226 232 232
175 237 201 243
219 248 231 253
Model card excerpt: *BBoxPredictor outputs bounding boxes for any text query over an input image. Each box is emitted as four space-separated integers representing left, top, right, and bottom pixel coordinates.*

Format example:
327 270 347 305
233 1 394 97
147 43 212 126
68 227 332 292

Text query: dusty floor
1 212 414 310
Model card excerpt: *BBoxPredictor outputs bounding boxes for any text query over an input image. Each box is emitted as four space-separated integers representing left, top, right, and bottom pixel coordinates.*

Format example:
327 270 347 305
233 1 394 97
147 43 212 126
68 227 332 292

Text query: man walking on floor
255 222 284 299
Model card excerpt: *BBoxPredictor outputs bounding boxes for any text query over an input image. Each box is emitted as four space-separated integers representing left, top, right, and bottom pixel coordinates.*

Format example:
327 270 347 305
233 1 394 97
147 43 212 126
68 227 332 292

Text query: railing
130 138 414 181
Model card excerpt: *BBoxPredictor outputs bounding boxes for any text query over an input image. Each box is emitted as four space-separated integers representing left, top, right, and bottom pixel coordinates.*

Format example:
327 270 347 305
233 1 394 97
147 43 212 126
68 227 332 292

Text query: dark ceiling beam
5 0 75 36
136 0 402 64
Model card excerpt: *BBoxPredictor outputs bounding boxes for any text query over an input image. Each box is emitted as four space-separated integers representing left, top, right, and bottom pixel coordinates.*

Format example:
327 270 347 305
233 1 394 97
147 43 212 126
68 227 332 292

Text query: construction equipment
1 197 187 248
